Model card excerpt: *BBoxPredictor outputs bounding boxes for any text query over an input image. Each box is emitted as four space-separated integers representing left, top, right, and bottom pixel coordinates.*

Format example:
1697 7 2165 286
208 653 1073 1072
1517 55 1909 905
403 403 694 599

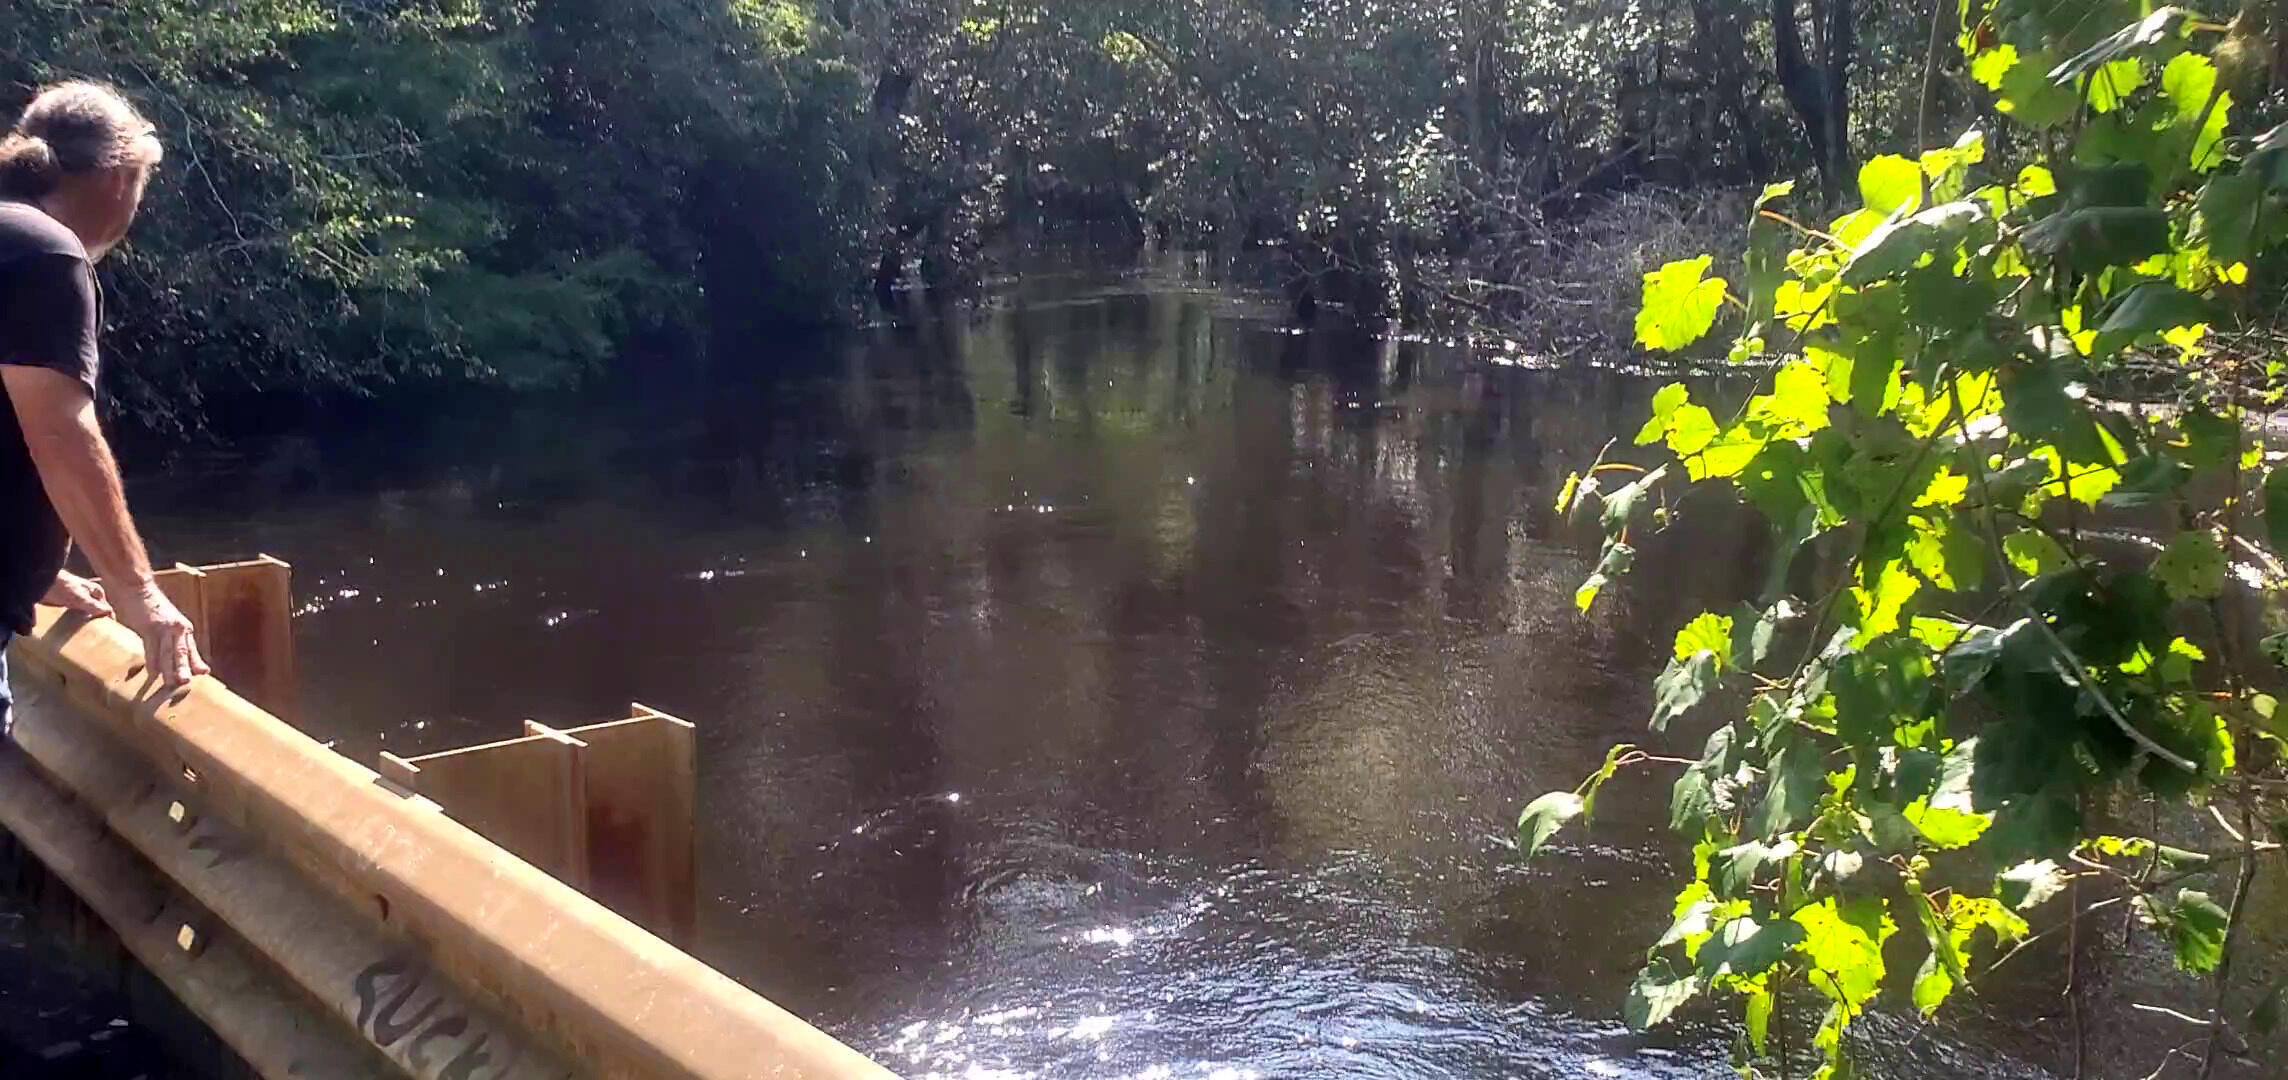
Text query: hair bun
0 132 62 197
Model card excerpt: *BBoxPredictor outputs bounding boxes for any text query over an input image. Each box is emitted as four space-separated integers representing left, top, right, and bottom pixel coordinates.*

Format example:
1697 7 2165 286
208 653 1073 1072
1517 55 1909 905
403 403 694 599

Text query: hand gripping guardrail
0 600 900 1080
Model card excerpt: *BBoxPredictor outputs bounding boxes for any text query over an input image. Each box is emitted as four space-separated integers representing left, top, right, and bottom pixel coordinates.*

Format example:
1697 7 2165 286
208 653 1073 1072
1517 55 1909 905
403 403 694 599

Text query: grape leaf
1518 791 1585 859
1638 257 1729 352
2153 530 2226 601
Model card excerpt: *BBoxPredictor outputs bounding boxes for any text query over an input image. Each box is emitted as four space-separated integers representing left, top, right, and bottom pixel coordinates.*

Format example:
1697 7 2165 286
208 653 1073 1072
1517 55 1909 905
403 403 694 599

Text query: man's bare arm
3 364 205 683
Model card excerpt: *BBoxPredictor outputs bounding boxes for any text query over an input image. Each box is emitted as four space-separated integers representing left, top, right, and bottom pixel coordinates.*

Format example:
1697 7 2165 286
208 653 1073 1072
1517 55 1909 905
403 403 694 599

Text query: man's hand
41 570 112 617
111 582 207 688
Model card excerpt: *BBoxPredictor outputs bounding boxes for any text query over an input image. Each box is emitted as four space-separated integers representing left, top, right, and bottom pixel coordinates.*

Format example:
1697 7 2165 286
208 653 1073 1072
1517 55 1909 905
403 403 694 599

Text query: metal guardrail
1 604 900 1080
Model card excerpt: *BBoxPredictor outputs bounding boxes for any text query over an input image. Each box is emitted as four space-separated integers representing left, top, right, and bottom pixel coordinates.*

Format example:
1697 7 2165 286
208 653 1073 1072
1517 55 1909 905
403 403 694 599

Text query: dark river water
120 258 2274 1079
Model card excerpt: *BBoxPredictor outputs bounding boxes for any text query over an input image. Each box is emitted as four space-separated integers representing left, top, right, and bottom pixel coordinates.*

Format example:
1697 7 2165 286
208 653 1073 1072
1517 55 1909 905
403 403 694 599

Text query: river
123 256 2267 1078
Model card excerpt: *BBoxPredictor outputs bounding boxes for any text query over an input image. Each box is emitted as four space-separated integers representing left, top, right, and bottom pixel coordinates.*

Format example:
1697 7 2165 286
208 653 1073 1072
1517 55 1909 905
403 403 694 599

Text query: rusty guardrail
1 602 900 1080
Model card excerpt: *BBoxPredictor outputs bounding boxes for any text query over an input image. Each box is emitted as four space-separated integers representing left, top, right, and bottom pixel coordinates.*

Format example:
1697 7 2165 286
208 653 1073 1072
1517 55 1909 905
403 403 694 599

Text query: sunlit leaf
1637 257 1729 352
1792 898 1893 1009
1859 155 1923 216
1637 383 1692 445
2153 530 2227 601
1849 561 1922 644
2161 53 2232 172
1744 982 1774 1053
1971 44 2019 91
1675 612 1736 665
2084 59 2144 114
1517 791 1585 859
1625 962 1701 1030
1905 799 1992 849
1555 472 1584 515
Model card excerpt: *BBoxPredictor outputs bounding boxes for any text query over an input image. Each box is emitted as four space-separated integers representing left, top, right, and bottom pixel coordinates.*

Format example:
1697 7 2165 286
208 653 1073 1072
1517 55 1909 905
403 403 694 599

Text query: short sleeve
0 253 99 391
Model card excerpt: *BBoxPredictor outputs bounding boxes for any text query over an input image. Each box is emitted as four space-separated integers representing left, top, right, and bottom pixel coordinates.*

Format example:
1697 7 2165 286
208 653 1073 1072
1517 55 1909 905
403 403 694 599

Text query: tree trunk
1462 0 1509 173
1823 0 1856 182
1770 0 1853 196
1693 0 1766 181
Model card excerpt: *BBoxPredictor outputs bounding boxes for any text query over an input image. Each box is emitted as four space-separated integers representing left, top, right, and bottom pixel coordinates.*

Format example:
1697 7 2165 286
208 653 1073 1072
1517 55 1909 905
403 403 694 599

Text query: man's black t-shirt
0 201 100 635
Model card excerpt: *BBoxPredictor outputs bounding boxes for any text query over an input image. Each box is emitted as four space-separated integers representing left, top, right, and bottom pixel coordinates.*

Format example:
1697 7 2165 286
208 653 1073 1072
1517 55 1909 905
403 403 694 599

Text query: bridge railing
1 602 899 1080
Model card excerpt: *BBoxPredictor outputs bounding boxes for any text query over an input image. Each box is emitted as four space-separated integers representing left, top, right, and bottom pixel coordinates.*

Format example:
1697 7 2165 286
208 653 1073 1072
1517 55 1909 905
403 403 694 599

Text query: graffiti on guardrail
355 952 568 1080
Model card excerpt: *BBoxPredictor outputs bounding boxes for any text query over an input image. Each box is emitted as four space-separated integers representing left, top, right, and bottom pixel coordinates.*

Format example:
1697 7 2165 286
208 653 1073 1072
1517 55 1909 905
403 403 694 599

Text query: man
0 81 206 734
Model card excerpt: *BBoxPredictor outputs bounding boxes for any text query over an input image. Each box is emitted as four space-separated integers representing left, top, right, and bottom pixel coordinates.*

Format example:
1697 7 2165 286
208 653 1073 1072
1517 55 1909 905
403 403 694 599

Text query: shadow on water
122 255 2262 1078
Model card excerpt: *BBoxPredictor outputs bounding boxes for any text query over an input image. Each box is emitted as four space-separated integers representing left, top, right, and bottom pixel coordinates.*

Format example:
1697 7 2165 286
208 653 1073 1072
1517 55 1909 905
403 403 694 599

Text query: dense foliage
1533 2 2288 1076
4 0 2103 429
2 0 869 428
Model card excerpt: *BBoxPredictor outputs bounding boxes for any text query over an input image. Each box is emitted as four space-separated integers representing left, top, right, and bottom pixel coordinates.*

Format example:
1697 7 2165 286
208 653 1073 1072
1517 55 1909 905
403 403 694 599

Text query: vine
1527 4 2288 1077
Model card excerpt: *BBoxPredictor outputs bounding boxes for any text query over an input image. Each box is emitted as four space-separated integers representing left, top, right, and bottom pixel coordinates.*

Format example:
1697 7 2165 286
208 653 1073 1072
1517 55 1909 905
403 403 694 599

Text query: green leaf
1998 859 2070 911
2161 53 2232 171
1577 541 1636 614
1842 202 1989 287
1625 962 1702 1030
1756 361 1836 435
1912 953 1956 1015
1666 404 1722 457
2180 409 2241 469
2036 446 2124 507
1581 742 1638 818
1719 838 1798 897
2092 283 2211 358
1971 44 2019 91
2136 888 2229 973
1756 739 1827 835
2101 453 2192 509
2004 530 2072 577
1659 882 1721 949
1671 725 1738 831
1998 48 2080 127
2153 530 2227 601
1859 155 1924 215
2084 59 2145 114
2023 207 2173 273
1651 651 1722 731
1637 256 1729 352
1793 897 1893 1009
1906 521 1983 592
1675 612 1736 665
2199 166 2288 265
1518 791 1585 859
1575 575 1607 614
1555 471 1584 515
1910 892 1965 1015
1757 180 1798 209
1744 982 1774 1053
1906 741 1989 849
1848 561 1922 645
1637 383 1691 445
1698 917 1806 981
1905 799 1992 849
